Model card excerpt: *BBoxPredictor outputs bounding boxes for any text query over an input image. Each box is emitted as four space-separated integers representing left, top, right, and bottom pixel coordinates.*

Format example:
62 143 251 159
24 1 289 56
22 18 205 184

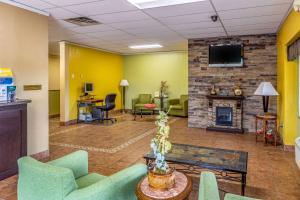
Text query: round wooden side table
136 171 192 200
255 114 278 146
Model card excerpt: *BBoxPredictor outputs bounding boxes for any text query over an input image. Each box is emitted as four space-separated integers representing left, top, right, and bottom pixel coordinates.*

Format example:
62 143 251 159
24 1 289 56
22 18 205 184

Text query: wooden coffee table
136 171 192 200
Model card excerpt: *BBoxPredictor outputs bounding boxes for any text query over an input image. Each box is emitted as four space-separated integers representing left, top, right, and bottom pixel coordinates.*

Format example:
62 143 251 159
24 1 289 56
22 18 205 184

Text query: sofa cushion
171 104 183 110
139 94 151 104
135 103 146 108
76 173 107 189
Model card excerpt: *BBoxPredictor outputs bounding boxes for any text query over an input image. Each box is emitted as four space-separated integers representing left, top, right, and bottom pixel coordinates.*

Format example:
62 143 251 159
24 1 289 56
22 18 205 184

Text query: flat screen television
209 44 243 67
84 82 93 94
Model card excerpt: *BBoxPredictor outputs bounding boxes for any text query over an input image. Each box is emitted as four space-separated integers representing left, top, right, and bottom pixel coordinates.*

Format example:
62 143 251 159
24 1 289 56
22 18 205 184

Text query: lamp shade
120 79 129 86
254 82 278 96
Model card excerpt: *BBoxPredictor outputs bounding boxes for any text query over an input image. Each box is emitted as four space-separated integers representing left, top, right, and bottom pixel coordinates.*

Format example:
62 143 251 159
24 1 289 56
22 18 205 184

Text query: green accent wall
124 52 188 109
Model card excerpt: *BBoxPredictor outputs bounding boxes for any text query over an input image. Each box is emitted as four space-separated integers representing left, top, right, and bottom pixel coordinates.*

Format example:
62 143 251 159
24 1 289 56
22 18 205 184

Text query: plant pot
148 169 175 189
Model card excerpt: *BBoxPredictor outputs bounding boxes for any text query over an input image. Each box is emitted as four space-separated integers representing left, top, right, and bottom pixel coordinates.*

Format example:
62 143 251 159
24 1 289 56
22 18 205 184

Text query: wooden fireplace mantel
206 95 245 100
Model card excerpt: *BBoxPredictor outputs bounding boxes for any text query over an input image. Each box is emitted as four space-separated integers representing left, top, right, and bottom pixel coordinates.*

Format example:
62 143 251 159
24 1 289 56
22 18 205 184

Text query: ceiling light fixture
129 44 163 49
126 0 206 9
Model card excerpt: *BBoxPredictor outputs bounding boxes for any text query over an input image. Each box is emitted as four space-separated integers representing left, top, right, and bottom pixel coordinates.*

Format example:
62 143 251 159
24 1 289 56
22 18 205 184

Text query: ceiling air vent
64 17 101 26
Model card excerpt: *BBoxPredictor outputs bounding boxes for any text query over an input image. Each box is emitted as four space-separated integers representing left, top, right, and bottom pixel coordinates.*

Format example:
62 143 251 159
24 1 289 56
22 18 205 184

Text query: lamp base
262 96 269 113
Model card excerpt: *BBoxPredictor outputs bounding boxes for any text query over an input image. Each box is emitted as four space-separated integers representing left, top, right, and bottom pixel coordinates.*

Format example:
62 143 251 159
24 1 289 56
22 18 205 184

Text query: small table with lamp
254 82 279 146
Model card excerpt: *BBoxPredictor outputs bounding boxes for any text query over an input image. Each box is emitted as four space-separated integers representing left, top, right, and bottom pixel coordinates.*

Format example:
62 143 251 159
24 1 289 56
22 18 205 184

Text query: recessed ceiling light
129 44 163 49
127 0 206 9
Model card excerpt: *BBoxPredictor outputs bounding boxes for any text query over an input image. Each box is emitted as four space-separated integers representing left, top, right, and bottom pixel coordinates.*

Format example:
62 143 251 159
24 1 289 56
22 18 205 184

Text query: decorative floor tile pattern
0 114 299 200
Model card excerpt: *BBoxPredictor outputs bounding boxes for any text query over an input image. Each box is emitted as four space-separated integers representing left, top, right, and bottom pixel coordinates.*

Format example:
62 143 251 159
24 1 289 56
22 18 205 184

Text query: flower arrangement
150 110 172 174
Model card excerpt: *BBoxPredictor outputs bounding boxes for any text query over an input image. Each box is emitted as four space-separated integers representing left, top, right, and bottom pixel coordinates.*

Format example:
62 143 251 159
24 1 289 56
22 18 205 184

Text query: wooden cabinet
0 100 30 180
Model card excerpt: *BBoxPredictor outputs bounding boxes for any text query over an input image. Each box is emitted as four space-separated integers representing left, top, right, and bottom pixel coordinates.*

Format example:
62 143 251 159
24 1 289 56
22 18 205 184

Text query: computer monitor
84 83 93 94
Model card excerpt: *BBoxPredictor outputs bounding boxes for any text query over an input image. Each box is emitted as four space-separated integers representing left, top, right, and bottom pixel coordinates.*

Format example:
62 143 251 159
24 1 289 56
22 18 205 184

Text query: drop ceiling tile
228 28 277 36
226 23 279 32
69 24 115 34
183 31 226 39
211 0 293 11
167 21 222 31
49 17 79 28
218 4 290 20
86 30 127 38
65 0 137 16
109 19 162 29
222 14 283 27
43 0 103 7
91 10 151 23
15 0 56 9
45 7 79 19
157 12 216 25
144 1 214 18
176 26 225 35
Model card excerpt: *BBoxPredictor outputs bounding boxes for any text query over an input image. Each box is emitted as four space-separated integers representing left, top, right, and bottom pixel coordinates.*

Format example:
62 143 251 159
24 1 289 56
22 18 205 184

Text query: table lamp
120 79 129 113
254 82 278 113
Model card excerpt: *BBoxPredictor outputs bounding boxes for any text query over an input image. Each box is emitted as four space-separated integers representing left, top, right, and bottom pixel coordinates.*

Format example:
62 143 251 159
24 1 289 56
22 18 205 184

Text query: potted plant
148 109 175 189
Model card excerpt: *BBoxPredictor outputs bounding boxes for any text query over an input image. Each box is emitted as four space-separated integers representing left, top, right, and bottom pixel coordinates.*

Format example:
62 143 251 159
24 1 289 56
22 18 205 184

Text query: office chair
94 93 117 123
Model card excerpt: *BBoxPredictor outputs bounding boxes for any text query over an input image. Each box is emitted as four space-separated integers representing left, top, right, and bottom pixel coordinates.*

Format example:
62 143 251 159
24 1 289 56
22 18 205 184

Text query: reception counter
0 99 31 180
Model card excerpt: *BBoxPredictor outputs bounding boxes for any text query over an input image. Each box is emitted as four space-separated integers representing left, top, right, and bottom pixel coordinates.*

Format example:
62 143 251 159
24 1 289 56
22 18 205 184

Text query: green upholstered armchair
18 150 147 200
167 95 188 117
199 172 259 200
132 94 153 114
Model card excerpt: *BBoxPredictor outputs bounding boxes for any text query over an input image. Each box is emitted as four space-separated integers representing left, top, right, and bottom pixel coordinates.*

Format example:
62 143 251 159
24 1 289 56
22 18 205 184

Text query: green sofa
167 95 188 117
199 172 259 200
132 94 154 114
18 150 147 200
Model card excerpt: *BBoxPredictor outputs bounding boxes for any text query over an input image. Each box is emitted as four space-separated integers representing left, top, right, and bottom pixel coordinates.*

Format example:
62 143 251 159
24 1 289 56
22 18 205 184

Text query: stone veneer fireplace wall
188 34 277 132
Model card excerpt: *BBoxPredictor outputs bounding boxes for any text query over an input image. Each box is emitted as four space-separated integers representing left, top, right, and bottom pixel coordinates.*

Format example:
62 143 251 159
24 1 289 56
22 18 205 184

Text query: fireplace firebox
206 95 244 133
216 107 233 126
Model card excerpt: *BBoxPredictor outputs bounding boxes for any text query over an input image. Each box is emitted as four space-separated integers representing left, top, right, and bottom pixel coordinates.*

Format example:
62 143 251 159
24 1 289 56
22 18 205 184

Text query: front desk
0 99 31 180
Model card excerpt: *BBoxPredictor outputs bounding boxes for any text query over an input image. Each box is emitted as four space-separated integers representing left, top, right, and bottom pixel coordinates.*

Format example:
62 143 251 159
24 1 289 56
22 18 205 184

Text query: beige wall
0 3 49 155
49 55 60 90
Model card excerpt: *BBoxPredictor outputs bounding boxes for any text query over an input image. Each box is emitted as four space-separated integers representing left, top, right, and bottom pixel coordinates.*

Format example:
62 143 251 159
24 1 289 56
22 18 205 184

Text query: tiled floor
0 114 299 200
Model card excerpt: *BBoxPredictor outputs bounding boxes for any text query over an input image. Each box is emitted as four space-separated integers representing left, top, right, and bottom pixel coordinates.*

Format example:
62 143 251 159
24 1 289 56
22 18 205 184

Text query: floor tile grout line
49 118 179 154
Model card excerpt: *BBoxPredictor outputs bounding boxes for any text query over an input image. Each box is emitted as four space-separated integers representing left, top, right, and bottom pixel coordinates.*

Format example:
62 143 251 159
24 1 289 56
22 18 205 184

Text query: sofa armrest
48 150 88 179
168 99 180 106
183 99 188 115
64 164 147 200
132 98 139 110
199 172 220 200
224 193 260 200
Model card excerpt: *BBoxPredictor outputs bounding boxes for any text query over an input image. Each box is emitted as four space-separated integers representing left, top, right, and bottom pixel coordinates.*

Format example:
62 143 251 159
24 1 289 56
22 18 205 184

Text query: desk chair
94 93 117 123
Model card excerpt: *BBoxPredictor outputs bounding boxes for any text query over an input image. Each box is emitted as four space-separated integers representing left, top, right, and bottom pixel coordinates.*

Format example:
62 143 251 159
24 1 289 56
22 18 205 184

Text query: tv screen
209 44 243 67
84 83 93 93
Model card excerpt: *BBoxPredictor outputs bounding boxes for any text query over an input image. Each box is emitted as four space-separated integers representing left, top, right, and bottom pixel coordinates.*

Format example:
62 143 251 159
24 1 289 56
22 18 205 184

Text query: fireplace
216 107 233 126
206 95 244 133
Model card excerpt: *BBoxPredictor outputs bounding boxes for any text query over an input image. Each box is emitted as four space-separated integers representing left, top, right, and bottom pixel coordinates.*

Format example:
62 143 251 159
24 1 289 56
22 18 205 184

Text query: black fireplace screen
216 107 233 126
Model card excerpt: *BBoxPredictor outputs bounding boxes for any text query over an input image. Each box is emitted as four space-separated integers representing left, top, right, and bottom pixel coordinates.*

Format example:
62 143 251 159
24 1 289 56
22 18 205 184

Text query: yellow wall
49 55 60 90
49 55 60 116
67 44 123 120
0 3 49 155
277 10 300 145
124 52 188 109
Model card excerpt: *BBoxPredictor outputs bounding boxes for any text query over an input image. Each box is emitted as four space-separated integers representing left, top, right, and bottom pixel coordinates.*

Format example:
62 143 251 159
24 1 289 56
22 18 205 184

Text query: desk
77 99 103 123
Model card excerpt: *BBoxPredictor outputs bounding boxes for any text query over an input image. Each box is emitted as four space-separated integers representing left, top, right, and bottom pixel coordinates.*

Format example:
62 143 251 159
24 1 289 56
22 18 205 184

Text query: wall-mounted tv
209 44 243 67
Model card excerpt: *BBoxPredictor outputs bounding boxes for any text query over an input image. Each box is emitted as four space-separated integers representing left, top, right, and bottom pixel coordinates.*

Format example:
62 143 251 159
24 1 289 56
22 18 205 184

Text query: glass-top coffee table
144 143 248 196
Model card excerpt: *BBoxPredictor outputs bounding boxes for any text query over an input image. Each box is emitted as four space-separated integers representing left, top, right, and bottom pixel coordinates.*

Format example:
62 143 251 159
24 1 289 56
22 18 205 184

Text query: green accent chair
18 150 147 200
132 94 153 114
199 172 260 200
167 95 188 117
